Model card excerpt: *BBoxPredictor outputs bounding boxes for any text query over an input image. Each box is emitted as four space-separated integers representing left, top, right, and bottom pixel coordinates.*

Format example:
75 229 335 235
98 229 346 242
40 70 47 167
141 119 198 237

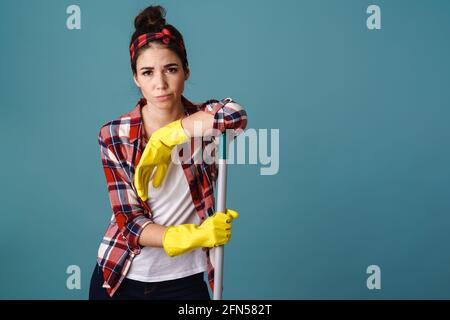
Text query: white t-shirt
126 143 208 282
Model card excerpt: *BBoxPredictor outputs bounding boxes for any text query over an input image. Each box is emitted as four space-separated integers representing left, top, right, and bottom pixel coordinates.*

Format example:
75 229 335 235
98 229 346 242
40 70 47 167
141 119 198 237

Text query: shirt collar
128 95 198 144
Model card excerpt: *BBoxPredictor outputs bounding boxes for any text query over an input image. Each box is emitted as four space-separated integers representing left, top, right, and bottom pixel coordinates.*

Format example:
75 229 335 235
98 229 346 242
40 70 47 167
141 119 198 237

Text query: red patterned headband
129 28 186 64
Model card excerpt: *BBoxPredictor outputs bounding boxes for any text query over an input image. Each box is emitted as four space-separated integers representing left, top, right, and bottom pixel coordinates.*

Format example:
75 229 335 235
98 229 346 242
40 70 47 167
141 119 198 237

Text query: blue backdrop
1 0 449 299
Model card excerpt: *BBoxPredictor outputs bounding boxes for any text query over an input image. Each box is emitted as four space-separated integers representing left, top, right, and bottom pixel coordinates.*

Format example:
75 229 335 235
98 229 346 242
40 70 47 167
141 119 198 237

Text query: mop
211 131 228 300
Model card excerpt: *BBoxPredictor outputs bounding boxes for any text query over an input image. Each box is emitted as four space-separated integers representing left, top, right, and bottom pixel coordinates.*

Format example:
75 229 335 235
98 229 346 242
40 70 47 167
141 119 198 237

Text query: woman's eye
142 68 177 76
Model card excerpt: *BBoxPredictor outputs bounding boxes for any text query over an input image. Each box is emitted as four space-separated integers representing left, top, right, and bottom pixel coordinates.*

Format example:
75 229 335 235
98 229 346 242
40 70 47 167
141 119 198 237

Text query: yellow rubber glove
134 119 189 201
163 209 239 257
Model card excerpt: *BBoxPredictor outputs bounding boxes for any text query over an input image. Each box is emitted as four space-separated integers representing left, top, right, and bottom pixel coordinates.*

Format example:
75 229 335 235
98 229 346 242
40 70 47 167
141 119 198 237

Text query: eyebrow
140 63 179 71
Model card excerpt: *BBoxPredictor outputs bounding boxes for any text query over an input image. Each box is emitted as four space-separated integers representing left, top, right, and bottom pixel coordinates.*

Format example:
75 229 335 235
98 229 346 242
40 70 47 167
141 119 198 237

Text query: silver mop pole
213 131 227 300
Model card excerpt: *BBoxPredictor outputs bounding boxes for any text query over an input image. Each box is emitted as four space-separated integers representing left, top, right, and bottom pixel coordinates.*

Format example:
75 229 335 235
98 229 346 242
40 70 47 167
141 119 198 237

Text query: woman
89 5 247 300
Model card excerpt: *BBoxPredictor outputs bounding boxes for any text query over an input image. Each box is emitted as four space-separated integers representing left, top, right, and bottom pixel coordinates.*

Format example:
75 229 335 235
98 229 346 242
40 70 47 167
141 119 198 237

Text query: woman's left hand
134 119 189 201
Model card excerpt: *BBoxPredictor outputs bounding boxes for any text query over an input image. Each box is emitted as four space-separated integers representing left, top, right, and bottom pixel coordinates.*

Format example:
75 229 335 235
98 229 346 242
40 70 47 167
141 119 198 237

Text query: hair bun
134 5 166 30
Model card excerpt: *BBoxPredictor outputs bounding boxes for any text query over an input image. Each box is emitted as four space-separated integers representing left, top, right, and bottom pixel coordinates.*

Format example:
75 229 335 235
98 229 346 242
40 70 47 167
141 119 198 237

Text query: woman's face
133 44 189 110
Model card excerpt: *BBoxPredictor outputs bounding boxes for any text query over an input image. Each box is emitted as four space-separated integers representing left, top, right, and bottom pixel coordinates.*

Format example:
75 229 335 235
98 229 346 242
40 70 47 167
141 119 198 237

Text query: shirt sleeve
202 97 248 188
202 97 248 135
98 128 153 254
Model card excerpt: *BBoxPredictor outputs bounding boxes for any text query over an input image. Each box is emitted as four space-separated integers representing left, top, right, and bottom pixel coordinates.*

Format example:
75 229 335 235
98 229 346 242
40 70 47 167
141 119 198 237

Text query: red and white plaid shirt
97 95 247 297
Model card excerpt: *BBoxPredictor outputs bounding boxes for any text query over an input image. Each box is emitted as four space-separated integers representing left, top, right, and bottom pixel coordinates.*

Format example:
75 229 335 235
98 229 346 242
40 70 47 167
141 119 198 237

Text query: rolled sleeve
98 129 153 254
202 98 248 185
203 97 248 135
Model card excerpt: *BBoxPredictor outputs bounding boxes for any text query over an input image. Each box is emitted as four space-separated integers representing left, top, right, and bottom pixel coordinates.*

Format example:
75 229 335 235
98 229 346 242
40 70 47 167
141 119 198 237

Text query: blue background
1 0 449 299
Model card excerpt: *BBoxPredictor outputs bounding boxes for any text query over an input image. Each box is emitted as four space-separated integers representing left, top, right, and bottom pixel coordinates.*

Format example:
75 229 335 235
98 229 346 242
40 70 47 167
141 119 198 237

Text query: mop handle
213 131 227 300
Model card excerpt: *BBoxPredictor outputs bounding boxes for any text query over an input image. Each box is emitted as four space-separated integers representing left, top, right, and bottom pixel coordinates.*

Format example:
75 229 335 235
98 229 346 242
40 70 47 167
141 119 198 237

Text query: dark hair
130 5 188 75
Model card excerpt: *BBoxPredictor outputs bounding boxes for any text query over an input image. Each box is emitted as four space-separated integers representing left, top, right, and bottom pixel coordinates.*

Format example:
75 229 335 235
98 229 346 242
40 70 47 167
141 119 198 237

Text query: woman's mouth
155 94 172 102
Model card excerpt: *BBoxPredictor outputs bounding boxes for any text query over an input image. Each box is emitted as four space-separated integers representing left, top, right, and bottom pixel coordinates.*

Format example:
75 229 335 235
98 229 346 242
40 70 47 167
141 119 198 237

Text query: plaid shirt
97 95 247 297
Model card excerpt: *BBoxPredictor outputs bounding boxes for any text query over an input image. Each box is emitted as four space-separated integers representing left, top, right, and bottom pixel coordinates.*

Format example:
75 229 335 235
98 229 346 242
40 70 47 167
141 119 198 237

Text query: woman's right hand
196 209 239 248
162 209 239 257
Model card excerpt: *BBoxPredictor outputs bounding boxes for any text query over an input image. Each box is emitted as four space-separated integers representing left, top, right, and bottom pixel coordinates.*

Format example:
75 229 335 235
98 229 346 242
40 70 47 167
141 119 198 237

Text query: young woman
89 5 247 300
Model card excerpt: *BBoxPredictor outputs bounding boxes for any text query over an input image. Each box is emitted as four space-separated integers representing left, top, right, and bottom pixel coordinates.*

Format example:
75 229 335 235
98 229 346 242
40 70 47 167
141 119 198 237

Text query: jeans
89 264 211 300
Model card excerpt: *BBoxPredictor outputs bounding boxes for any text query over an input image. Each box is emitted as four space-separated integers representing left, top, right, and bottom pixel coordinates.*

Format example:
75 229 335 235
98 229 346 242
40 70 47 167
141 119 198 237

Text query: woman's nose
154 72 168 89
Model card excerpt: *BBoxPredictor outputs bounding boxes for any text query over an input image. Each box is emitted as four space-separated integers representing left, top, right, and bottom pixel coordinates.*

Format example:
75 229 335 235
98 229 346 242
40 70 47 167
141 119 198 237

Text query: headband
129 28 186 64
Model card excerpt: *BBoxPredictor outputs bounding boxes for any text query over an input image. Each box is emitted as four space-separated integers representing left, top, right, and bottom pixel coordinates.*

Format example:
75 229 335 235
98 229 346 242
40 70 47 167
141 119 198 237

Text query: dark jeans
89 264 211 300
